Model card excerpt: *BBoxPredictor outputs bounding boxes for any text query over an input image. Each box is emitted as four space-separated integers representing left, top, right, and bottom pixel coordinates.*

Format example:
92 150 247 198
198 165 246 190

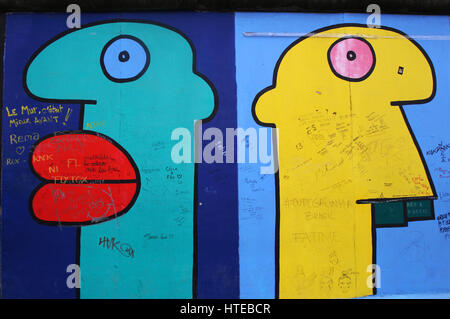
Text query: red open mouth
29 131 140 226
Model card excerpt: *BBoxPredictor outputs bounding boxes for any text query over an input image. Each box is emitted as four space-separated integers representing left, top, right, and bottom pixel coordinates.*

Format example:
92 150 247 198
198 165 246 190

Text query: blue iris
101 36 150 82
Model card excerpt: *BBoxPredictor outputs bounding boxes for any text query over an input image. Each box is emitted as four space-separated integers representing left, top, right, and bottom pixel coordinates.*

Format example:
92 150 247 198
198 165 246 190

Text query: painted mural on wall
24 20 217 298
2 12 450 299
253 24 436 299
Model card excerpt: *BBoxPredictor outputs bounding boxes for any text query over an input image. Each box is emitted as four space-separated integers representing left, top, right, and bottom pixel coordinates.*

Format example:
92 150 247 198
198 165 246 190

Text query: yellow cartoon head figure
253 24 436 299
254 24 436 200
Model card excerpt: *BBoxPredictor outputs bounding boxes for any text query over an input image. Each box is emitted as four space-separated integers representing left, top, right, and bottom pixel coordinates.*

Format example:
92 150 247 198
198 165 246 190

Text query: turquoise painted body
25 22 215 298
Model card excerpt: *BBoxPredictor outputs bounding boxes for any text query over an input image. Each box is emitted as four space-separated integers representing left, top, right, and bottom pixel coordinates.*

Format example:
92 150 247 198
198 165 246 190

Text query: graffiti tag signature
98 236 135 258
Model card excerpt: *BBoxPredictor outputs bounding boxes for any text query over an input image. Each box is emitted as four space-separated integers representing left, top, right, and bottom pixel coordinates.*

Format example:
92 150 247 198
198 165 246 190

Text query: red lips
30 131 140 225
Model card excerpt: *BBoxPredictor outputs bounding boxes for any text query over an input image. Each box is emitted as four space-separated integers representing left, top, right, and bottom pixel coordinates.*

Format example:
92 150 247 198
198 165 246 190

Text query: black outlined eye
328 37 375 82
101 35 150 82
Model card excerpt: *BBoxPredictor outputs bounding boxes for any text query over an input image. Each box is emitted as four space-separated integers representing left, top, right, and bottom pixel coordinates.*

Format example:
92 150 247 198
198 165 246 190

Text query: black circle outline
118 50 130 62
346 50 356 61
327 36 376 82
22 19 219 121
100 34 151 83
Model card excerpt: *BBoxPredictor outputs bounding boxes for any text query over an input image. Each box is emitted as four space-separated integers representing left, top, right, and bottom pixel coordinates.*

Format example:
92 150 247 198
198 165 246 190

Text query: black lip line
251 23 438 299
28 130 142 227
23 19 220 300
36 179 138 184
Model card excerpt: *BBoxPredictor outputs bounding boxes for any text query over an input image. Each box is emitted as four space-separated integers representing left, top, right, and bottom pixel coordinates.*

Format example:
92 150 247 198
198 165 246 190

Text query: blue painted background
2 13 80 298
235 12 450 298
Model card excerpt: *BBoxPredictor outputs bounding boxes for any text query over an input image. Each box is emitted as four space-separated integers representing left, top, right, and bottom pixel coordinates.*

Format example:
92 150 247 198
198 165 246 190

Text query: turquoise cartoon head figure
25 21 215 127
24 21 216 298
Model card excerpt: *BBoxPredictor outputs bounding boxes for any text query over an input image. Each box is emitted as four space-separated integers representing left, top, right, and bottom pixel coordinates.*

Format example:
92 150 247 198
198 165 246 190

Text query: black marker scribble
426 141 450 162
98 236 135 258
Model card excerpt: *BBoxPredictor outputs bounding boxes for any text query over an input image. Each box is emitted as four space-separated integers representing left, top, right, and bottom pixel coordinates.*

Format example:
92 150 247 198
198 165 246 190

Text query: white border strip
243 32 450 40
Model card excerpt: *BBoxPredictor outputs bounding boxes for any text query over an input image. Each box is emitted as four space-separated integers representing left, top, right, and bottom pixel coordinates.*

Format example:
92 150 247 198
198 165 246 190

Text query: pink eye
328 37 375 81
